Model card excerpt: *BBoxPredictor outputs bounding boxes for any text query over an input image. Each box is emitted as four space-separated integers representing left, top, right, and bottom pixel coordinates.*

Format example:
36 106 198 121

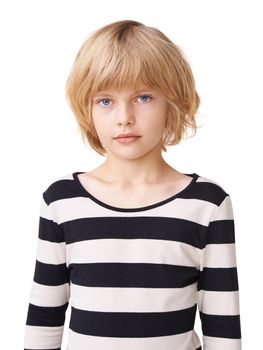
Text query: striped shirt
24 171 242 350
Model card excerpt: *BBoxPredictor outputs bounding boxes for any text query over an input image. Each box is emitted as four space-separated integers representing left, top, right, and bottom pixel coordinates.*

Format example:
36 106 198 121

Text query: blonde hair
65 19 201 156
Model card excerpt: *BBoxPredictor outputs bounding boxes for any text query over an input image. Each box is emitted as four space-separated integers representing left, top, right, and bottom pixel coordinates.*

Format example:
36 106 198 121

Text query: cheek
92 118 112 142
92 109 105 128
148 111 167 131
91 116 103 138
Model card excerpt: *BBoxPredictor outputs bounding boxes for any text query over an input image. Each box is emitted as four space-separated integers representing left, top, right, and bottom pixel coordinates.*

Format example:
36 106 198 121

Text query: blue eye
98 99 112 106
138 95 152 103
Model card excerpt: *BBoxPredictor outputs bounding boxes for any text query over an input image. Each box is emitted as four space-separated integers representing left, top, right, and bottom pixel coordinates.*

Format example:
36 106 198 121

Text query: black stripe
181 181 228 205
33 260 69 286
205 219 235 244
44 180 81 204
69 262 199 288
197 267 239 291
26 302 69 326
69 304 197 337
63 216 208 248
199 311 241 338
38 216 65 243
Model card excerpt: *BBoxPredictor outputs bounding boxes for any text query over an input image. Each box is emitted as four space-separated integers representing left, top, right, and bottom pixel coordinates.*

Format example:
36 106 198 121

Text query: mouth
114 136 141 143
116 136 140 139
114 133 141 139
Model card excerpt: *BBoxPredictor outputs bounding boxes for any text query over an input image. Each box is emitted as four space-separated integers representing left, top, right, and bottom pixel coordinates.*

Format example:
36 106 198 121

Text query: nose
116 102 135 126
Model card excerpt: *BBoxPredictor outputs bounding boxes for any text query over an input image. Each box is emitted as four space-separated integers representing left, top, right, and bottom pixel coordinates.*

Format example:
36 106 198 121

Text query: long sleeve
24 192 70 350
197 194 242 350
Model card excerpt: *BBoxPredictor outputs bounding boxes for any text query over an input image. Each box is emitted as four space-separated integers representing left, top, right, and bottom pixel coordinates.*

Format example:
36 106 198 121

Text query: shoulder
196 173 229 191
42 172 76 205
195 173 232 206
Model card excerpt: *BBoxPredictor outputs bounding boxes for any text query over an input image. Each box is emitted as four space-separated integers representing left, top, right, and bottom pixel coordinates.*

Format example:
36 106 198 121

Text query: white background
0 0 262 348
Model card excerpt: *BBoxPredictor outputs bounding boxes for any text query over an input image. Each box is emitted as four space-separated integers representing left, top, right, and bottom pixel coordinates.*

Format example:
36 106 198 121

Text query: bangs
85 30 173 98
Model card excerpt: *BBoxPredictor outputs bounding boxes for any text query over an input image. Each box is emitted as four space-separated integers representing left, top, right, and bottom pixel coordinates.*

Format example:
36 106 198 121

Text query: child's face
91 87 169 159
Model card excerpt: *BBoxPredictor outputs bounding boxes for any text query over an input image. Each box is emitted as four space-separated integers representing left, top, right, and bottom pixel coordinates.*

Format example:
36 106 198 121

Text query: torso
77 170 193 209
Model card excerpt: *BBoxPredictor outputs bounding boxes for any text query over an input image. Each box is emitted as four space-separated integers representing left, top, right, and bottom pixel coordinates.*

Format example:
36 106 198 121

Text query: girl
24 20 242 350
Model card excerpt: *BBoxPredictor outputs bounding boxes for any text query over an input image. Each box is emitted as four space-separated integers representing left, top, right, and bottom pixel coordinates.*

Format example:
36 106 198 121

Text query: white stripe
67 328 201 350
196 176 223 187
66 238 201 268
200 243 237 269
53 196 216 226
39 196 53 220
203 335 241 350
210 195 234 221
70 282 197 312
24 325 64 349
37 239 66 264
197 290 240 315
29 281 69 307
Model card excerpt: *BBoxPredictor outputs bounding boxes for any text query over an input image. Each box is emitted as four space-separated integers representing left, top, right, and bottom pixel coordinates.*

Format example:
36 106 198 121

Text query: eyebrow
93 89 156 98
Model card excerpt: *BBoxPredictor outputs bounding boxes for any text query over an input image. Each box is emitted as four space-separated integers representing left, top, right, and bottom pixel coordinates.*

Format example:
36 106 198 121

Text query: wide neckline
72 171 199 212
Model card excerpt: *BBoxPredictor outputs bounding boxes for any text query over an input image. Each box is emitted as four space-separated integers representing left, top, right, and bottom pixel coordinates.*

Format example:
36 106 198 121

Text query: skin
82 86 191 193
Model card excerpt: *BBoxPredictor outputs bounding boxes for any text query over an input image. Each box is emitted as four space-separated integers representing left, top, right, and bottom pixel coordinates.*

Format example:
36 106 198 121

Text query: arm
24 192 70 350
197 194 242 350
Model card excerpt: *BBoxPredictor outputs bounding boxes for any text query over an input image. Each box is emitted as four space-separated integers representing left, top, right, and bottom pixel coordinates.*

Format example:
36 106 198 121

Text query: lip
114 136 141 143
114 133 140 139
